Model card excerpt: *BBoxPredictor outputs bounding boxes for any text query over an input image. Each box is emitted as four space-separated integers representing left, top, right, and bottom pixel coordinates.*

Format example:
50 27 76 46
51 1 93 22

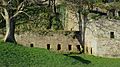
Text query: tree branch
8 0 12 4
4 8 9 17
2 0 7 6
17 0 27 11
17 1 25 11
0 8 9 20
11 11 30 19
1 11 5 19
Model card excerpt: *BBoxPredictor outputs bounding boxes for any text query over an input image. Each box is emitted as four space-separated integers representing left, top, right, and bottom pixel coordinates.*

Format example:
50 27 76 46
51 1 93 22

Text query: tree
48 0 56 13
0 0 30 43
106 2 120 18
79 0 90 54
66 0 95 53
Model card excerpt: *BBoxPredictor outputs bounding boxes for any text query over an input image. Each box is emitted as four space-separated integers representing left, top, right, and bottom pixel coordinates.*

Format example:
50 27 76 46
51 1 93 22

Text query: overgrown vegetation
0 1 66 35
1 0 120 34
0 41 120 67
15 4 65 32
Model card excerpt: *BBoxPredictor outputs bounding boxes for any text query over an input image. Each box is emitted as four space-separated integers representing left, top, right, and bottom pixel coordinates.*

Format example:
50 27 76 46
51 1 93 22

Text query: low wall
15 31 82 53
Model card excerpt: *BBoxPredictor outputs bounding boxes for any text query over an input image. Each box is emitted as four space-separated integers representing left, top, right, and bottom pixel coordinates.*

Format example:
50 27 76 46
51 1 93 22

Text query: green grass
0 41 120 67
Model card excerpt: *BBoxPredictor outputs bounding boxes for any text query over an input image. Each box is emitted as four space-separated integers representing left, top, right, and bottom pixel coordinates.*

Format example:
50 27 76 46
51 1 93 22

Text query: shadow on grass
64 54 91 64
70 56 91 64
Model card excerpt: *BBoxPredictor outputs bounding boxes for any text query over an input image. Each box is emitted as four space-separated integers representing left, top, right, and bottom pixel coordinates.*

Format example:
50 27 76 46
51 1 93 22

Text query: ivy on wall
14 3 67 32
57 3 67 30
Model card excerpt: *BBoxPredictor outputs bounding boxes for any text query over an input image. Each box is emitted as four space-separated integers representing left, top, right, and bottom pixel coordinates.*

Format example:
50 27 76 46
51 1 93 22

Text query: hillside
0 41 120 67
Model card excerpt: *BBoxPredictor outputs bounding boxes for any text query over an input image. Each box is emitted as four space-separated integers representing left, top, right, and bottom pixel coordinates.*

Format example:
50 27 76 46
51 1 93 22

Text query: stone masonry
15 31 82 53
85 18 120 58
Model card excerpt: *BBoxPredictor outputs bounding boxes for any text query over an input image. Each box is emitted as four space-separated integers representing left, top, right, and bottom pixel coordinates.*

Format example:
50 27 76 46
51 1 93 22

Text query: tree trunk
78 12 83 52
82 14 87 54
48 0 51 7
53 0 56 14
4 18 16 43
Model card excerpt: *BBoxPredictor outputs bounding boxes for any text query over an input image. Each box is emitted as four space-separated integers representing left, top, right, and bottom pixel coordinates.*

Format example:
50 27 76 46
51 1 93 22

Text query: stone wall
56 0 80 31
65 7 79 31
0 0 80 53
85 18 120 58
15 31 82 53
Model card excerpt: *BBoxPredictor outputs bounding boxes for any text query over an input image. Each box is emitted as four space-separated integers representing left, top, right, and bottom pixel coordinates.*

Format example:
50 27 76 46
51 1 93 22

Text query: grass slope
0 41 120 67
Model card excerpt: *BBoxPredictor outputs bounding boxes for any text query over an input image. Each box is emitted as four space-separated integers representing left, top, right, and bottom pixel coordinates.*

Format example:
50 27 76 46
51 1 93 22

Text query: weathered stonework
85 18 120 58
14 17 120 58
15 31 82 53
65 8 79 31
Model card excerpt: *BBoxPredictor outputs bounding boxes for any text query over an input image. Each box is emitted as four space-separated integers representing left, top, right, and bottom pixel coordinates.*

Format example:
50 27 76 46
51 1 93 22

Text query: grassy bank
0 41 120 67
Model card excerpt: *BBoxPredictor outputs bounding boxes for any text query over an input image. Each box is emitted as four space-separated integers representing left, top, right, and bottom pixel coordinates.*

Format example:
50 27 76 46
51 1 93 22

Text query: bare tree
66 0 92 53
0 0 29 43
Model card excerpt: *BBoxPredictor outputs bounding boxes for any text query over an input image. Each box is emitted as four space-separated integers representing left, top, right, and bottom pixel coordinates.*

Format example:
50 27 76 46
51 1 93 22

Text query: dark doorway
91 48 92 54
76 45 80 51
30 44 34 47
47 44 50 50
57 44 61 50
110 32 114 38
68 45 72 51
118 11 120 16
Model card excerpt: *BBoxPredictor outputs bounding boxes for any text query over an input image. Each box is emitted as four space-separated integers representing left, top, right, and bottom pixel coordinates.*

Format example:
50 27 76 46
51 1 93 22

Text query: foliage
89 13 101 20
15 4 65 32
15 6 49 31
1 0 120 33
1 0 120 35
51 16 63 30
57 2 67 29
